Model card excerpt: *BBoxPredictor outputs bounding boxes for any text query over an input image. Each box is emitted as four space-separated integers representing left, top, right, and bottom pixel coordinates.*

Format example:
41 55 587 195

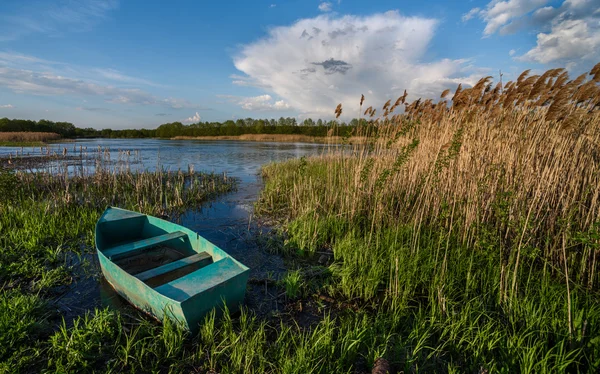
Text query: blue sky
0 0 598 129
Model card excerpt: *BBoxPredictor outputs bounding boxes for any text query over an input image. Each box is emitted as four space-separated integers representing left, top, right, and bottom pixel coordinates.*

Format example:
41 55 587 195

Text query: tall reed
256 64 600 370
259 63 600 292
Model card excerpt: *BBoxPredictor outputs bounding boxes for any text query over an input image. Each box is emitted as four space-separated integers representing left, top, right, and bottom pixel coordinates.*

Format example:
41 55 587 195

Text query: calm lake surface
3 138 331 317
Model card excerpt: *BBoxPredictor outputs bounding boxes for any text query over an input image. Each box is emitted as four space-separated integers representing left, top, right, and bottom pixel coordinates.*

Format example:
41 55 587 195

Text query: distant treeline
0 117 367 139
0 118 79 138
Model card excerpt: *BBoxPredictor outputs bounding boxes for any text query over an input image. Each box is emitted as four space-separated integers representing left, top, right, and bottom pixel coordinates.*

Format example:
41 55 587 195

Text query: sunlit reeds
255 63 600 370
260 63 600 292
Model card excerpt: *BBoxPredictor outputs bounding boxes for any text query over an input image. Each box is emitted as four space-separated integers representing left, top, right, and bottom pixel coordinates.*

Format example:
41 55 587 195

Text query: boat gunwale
95 206 250 304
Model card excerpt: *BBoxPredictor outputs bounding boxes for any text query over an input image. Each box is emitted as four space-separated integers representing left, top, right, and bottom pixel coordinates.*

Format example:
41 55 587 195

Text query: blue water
1 138 331 179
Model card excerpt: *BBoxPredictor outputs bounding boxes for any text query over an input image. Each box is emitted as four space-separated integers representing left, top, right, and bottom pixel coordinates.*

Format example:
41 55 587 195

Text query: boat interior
97 212 218 289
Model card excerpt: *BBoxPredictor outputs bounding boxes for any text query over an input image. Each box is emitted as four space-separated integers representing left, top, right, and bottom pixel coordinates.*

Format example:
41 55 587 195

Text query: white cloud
218 94 291 111
0 65 194 108
0 52 201 109
0 0 119 41
0 51 162 88
520 18 600 64
509 49 516 56
184 112 201 123
462 8 481 22
319 2 333 12
467 0 600 68
273 100 291 110
92 68 161 87
0 104 14 109
76 106 109 112
465 0 550 35
270 4 276 8
232 11 480 118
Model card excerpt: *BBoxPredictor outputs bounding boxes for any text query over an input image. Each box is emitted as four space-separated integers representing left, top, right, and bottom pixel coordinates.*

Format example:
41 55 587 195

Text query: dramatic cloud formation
465 0 600 67
184 112 201 123
218 94 291 111
0 104 14 109
0 0 119 41
0 52 200 109
232 11 480 118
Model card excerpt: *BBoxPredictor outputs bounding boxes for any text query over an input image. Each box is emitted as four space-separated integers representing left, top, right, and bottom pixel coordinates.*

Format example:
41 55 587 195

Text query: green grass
279 270 304 300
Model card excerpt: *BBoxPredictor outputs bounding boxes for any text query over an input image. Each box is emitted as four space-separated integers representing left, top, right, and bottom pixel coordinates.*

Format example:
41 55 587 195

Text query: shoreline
172 134 367 144
0 139 74 147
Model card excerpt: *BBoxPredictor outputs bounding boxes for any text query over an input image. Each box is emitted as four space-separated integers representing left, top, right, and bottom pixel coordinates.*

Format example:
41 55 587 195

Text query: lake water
8 138 331 319
1 138 331 179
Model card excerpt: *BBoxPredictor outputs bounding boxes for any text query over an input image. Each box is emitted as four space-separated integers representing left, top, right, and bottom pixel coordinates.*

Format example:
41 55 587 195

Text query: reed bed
259 63 600 291
0 132 61 142
255 63 600 371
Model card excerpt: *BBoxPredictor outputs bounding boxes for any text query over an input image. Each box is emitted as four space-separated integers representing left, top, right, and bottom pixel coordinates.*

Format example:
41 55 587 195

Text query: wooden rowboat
95 207 249 332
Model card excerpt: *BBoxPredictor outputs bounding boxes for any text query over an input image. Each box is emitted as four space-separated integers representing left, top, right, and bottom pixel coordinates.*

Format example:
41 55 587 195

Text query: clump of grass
280 270 304 299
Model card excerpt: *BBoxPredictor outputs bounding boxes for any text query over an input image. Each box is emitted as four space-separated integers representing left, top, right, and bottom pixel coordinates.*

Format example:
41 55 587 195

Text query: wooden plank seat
154 258 246 302
135 252 212 283
104 231 187 261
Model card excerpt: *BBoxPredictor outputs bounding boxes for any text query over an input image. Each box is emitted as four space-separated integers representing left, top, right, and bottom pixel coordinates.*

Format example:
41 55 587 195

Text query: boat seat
104 231 187 261
135 252 212 283
154 258 246 302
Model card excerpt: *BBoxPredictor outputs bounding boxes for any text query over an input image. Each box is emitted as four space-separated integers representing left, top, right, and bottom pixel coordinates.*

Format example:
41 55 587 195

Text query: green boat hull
95 207 250 332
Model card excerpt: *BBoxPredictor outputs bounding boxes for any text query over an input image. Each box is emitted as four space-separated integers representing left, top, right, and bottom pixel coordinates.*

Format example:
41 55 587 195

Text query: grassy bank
173 134 368 144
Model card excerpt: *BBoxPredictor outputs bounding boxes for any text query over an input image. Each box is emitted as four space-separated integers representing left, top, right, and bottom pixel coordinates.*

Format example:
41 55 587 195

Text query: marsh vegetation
1 63 600 373
0 132 62 147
